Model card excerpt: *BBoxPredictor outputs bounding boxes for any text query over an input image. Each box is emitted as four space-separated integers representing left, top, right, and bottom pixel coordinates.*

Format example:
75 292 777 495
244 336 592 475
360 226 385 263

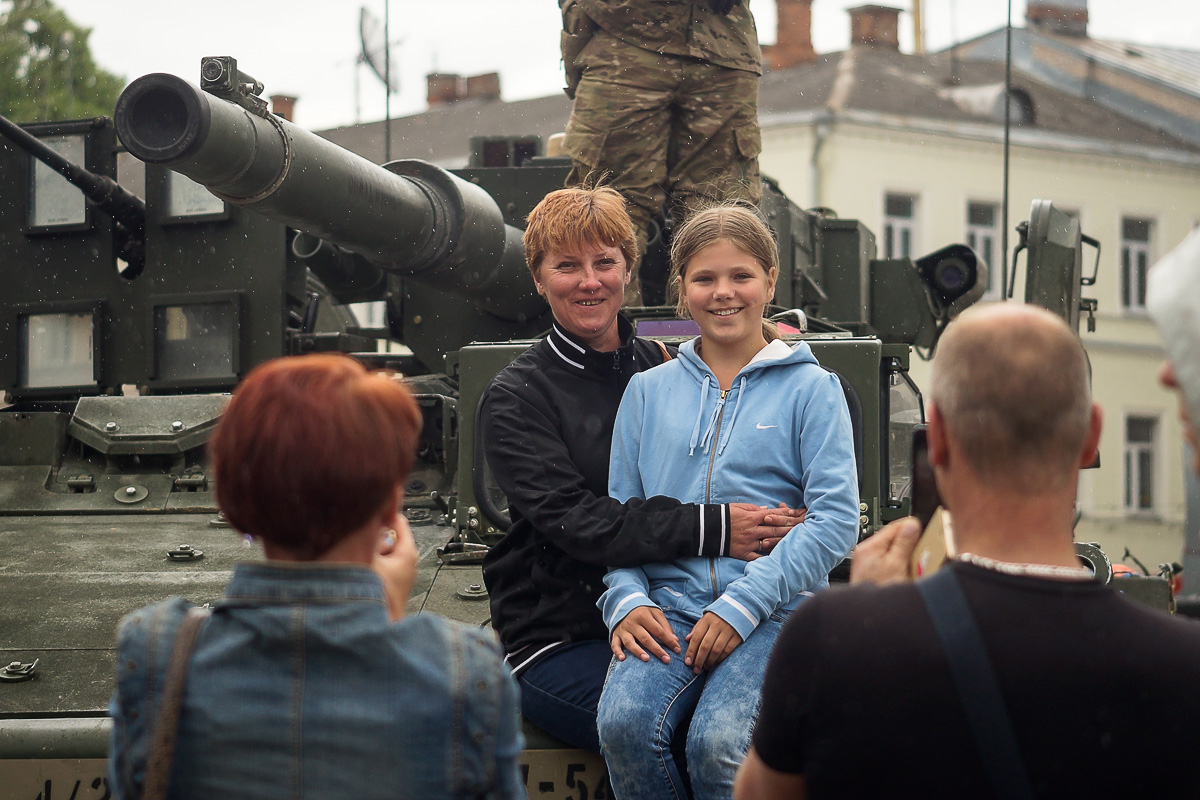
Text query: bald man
734 304 1200 800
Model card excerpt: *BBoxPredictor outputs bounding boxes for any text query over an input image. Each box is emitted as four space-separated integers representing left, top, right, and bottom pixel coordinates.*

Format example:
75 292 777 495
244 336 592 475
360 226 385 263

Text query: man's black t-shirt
754 561 1200 799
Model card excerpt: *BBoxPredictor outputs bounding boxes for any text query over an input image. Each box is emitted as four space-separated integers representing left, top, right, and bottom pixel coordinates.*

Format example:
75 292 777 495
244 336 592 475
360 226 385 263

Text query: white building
756 1 1200 571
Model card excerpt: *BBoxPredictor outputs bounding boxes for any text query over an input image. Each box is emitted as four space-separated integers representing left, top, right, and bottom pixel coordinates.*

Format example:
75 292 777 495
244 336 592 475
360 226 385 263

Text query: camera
915 244 987 319
200 56 264 100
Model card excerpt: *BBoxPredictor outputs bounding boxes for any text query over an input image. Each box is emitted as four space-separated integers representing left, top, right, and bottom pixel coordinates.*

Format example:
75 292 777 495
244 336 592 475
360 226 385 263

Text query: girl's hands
685 612 743 673
611 606 680 663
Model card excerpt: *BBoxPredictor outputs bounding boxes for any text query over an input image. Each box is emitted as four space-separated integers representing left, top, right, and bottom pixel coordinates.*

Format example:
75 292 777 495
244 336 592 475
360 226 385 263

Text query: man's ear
1079 403 1103 469
927 402 950 469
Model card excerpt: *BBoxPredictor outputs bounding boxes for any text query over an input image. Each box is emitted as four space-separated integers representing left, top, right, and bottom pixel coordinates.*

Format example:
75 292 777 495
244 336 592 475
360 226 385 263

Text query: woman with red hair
108 354 523 800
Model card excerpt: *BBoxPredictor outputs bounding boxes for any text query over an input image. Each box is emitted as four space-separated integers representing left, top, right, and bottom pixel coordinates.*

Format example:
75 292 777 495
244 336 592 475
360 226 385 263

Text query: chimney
1026 0 1088 37
848 5 901 50
270 94 297 122
427 73 463 107
465 72 502 101
765 0 816 69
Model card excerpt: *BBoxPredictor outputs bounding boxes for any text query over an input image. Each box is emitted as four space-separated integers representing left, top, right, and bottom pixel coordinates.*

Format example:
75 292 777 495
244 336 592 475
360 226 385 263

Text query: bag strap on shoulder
917 571 1033 800
143 606 211 800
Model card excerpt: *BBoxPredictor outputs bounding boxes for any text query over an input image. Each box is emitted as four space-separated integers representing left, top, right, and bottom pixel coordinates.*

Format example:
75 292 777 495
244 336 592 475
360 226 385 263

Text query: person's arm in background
734 749 807 800
108 599 192 800
481 374 798 566
109 618 150 800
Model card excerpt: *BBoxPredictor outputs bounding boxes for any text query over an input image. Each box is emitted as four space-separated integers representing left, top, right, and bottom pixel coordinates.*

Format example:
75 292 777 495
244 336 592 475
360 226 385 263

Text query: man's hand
729 503 806 561
612 606 680 664
849 517 922 585
707 0 742 13
684 612 743 673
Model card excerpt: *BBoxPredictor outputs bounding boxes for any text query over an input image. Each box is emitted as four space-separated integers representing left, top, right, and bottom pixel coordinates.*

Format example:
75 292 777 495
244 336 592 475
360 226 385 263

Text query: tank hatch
69 395 228 456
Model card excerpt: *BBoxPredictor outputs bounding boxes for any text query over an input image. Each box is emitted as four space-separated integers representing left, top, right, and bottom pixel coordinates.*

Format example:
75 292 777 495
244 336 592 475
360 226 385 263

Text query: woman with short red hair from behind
107 354 523 800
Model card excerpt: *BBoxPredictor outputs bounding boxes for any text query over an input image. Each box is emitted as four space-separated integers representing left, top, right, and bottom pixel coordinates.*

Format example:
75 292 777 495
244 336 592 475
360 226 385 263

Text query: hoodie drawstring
691 376 746 457
698 398 723 455
688 375 711 456
717 376 747 456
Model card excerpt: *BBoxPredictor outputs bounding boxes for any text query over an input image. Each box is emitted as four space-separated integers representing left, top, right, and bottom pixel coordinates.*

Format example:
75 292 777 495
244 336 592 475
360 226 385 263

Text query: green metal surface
0 514 242 716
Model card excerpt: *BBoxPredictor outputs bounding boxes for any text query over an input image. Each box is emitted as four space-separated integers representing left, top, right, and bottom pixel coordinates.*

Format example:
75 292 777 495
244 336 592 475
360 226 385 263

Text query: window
966 201 1000 296
1005 89 1036 126
1124 415 1157 513
154 301 236 382
883 193 917 259
1121 217 1153 312
29 134 87 229
20 311 95 388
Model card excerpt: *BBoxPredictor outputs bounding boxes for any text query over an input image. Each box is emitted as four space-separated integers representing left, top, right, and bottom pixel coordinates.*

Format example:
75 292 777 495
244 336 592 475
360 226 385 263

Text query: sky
44 0 1200 132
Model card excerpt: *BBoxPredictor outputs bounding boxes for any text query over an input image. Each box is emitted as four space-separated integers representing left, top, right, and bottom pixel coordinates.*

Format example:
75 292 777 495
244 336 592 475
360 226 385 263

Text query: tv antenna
360 5 401 161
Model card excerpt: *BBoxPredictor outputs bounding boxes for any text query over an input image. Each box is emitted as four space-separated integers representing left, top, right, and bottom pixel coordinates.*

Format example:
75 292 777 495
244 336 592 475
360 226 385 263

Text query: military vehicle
0 57 1138 799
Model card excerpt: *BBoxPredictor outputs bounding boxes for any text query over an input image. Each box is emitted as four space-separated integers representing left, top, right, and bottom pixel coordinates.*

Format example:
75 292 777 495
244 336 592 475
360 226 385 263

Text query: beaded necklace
957 552 1094 582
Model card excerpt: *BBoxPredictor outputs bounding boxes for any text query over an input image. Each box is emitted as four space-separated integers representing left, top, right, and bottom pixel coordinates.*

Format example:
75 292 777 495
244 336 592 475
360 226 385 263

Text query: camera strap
917 570 1033 800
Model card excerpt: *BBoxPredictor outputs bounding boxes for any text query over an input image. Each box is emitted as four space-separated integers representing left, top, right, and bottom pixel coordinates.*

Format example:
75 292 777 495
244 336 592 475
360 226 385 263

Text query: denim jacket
108 562 524 800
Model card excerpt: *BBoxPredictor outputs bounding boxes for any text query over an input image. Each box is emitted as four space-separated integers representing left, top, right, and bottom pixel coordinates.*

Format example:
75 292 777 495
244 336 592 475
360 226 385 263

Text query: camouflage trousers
564 31 762 305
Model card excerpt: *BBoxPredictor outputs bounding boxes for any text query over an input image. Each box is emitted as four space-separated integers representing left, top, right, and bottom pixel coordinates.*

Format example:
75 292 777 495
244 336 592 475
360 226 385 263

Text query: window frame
1123 412 1160 516
883 191 919 260
965 199 1001 298
1120 215 1155 314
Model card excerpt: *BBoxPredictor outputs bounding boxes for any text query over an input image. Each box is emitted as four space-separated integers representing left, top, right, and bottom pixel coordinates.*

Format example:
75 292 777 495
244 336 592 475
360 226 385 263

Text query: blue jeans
597 608 786 800
519 640 613 752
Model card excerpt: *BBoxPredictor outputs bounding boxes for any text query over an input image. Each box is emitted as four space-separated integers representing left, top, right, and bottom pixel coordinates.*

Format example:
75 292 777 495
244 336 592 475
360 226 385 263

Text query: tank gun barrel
113 73 540 321
0 113 146 274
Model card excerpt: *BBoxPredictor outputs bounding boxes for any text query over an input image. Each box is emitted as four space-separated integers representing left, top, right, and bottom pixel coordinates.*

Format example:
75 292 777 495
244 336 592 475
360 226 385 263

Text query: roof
946 25 1200 148
1055 34 1200 98
757 46 1198 153
318 93 572 168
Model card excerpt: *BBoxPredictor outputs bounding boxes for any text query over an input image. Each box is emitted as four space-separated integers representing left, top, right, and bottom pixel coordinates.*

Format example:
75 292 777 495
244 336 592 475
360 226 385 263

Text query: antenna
360 7 399 94
1002 0 1013 298
912 0 924 54
360 5 401 162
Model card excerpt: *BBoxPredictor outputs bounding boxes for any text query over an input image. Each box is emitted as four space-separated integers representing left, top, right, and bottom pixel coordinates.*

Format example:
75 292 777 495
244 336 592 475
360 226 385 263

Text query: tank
0 58 1140 799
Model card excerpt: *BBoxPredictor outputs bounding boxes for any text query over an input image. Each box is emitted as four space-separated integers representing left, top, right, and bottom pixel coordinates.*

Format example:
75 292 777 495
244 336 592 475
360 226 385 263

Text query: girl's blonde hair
670 203 780 342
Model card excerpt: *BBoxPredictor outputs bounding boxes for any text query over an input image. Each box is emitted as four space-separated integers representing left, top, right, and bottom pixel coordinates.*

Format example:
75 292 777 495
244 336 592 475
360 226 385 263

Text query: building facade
755 3 1200 571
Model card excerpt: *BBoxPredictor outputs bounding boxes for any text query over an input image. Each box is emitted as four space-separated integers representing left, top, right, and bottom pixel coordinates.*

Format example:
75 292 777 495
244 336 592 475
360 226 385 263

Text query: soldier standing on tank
560 0 763 306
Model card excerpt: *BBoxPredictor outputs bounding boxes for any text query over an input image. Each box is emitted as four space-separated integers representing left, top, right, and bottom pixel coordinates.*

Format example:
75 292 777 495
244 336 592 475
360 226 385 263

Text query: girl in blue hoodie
595 205 860 800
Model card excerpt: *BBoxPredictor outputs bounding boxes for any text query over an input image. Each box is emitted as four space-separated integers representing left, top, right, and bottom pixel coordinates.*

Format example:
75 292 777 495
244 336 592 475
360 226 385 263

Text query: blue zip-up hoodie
600 337 859 641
